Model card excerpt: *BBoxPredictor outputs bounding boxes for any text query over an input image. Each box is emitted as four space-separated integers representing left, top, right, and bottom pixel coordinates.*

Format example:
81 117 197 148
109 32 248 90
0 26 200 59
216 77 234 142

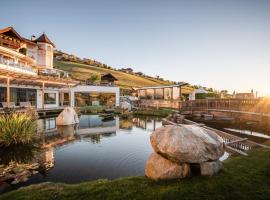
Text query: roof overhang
0 71 79 88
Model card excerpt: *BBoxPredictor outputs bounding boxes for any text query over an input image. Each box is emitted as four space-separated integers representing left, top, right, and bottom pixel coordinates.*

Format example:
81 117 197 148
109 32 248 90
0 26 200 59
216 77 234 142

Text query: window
138 90 146 99
44 93 56 104
146 89 154 99
74 92 116 107
173 87 180 100
155 89 164 99
45 118 56 130
164 88 172 100
47 46 51 51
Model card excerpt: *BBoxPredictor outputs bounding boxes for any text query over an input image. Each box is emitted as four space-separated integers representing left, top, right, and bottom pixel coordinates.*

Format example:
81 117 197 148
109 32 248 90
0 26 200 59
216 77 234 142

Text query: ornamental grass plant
0 112 37 146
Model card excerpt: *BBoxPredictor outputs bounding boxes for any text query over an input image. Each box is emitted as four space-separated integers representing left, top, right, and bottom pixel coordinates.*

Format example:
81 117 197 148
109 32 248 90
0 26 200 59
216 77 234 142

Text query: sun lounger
19 102 32 108
1 102 20 108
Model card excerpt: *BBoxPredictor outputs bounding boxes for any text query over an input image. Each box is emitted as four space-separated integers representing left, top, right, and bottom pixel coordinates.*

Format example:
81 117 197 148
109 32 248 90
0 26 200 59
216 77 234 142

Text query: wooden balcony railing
180 98 270 114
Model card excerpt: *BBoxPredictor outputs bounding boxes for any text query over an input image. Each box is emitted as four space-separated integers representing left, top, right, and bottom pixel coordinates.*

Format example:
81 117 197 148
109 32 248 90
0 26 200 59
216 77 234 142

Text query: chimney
31 35 36 41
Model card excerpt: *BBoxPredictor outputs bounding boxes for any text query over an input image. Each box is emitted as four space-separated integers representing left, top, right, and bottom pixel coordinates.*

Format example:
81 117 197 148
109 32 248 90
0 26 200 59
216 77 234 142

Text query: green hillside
54 60 194 94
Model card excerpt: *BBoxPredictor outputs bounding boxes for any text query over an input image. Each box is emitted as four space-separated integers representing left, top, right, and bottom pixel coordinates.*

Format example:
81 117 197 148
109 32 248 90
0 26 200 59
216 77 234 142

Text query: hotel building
0 27 119 111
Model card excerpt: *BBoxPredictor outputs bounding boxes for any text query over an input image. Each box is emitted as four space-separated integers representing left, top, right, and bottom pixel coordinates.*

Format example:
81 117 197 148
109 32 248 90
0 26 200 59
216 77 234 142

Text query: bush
80 105 106 114
133 109 176 117
0 113 37 146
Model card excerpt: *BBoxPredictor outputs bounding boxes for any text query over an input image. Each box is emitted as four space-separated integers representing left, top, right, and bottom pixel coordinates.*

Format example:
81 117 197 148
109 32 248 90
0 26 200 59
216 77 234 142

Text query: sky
1 0 270 95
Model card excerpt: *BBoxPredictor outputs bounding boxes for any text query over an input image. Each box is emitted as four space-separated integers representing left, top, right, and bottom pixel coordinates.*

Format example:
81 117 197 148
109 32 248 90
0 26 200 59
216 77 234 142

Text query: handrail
0 58 37 74
180 98 270 114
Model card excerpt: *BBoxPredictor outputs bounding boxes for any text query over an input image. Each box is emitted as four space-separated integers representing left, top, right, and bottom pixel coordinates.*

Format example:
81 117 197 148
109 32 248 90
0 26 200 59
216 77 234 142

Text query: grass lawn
1 142 269 200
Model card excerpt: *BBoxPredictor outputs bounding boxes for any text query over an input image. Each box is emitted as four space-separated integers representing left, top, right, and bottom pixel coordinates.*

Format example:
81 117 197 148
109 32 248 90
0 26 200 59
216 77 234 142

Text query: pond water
0 115 162 191
0 115 231 193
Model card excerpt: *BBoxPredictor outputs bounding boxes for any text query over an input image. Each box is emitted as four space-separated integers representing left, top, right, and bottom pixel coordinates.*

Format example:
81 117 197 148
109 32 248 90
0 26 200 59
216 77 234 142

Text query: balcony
38 68 70 79
0 58 37 76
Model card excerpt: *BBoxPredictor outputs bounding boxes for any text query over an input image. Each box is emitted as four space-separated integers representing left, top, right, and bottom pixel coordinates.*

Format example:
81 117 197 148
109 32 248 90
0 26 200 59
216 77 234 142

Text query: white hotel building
0 27 119 110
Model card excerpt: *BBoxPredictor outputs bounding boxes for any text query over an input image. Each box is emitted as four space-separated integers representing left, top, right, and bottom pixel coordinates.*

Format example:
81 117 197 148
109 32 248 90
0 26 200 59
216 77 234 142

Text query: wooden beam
68 85 71 107
226 138 248 145
6 78 10 107
42 81 45 109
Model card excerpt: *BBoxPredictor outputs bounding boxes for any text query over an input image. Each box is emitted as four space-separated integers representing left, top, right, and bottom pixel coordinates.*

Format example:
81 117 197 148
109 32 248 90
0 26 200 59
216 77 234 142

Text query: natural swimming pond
0 114 232 193
0 115 162 191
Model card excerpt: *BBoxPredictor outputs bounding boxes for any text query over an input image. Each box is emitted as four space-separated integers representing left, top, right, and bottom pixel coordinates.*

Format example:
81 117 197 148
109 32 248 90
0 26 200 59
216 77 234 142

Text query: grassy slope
1 142 270 200
54 60 194 93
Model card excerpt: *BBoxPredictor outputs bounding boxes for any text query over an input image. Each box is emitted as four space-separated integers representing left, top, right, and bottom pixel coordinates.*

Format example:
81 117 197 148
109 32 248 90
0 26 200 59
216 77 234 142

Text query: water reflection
0 143 54 193
0 143 39 166
0 115 163 193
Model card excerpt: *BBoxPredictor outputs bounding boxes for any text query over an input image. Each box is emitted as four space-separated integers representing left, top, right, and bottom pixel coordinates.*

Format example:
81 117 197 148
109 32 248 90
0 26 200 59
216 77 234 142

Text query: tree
86 74 100 84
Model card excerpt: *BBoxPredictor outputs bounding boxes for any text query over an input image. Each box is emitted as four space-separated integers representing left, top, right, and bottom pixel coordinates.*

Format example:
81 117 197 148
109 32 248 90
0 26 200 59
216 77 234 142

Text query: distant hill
53 59 194 95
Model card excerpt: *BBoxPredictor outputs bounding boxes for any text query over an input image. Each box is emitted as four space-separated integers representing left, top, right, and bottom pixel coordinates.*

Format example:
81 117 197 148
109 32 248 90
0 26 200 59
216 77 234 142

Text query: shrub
0 113 37 146
133 108 176 117
80 105 106 114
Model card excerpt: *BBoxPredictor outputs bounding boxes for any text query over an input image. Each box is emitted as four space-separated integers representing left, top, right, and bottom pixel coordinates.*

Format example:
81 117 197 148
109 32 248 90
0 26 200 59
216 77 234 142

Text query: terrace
0 46 37 76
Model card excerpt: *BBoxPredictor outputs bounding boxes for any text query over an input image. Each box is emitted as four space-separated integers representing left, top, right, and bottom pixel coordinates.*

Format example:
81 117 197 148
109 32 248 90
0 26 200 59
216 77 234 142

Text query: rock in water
145 152 190 181
150 125 225 163
120 101 132 111
56 107 79 125
200 160 223 176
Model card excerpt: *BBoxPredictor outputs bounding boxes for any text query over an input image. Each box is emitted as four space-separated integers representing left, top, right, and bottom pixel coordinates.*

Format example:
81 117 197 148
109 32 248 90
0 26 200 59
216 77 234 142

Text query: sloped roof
35 33 55 47
194 87 208 94
0 27 23 41
101 73 118 81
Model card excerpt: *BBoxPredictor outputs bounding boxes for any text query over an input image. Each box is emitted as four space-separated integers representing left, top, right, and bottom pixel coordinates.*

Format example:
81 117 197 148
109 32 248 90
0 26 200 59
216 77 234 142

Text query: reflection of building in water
80 132 117 144
37 117 57 134
132 117 160 131
119 119 133 130
78 115 117 128
37 147 55 169
38 117 76 149
76 116 119 135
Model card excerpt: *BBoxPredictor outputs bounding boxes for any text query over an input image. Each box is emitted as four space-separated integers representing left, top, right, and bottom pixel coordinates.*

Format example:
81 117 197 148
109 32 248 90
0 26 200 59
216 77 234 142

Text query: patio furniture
1 102 20 109
19 101 32 108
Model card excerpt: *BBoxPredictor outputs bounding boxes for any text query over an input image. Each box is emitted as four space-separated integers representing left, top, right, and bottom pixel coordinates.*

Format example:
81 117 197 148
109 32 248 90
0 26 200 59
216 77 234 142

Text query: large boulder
150 125 225 163
120 101 132 111
200 160 223 176
56 107 79 126
145 152 190 181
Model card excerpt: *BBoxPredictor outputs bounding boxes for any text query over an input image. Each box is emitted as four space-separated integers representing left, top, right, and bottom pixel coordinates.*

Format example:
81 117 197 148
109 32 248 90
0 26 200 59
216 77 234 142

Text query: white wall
26 44 38 61
69 85 120 107
37 43 53 68
37 89 59 109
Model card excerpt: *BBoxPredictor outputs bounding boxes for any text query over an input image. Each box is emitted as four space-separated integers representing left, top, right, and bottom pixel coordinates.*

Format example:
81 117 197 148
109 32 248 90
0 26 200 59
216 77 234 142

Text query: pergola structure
0 69 78 109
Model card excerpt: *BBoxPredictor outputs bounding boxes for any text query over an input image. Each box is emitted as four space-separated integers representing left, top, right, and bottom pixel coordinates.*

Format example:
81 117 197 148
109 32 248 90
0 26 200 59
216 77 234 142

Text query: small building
234 92 255 99
100 73 118 86
136 83 188 109
189 87 208 100
135 72 143 76
120 68 133 73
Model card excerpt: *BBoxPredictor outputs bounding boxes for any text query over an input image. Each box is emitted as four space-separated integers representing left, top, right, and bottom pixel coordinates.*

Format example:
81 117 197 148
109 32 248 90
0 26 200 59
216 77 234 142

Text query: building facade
0 27 120 110
135 84 187 109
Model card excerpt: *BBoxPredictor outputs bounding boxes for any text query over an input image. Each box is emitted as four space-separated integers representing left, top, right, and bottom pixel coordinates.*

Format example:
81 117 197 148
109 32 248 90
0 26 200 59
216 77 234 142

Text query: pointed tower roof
35 33 55 47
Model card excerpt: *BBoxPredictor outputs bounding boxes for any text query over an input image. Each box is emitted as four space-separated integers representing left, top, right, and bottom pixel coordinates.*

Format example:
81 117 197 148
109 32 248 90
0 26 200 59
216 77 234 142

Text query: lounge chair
1 102 20 109
19 101 32 108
